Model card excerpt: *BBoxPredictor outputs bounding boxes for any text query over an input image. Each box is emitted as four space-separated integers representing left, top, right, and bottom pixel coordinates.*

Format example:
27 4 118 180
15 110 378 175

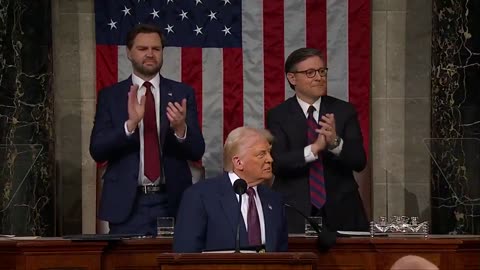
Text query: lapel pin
268 204 272 210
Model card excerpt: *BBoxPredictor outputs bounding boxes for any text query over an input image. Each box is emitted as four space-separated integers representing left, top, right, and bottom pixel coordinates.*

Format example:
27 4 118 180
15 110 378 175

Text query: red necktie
307 106 326 209
143 81 161 181
246 187 261 246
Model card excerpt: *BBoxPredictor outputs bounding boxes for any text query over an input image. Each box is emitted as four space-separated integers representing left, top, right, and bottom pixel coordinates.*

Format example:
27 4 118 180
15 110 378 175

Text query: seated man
173 127 288 252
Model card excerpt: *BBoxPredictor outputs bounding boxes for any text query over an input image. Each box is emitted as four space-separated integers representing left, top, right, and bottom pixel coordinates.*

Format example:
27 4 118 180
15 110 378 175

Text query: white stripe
242 0 264 129
162 47 181 81
326 0 349 101
118 46 132 81
202 48 224 177
284 0 307 100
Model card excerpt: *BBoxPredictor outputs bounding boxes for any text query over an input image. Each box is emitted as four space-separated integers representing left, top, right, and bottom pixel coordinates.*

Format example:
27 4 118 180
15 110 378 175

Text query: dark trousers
108 192 168 235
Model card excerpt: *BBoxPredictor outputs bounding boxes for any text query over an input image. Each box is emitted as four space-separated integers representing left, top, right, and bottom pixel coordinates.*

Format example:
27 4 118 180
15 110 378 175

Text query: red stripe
263 0 285 123
223 48 244 141
306 0 327 59
348 0 371 157
181 48 203 126
309 178 326 195
96 45 118 93
310 191 326 202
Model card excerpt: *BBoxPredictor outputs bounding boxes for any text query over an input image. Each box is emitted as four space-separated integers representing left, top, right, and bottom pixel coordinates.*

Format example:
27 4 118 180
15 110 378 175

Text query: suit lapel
218 174 248 246
286 97 309 147
159 76 171 146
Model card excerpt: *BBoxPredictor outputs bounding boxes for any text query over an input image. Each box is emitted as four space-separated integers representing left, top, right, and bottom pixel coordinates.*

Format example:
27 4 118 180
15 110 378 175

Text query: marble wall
431 0 480 234
0 0 54 236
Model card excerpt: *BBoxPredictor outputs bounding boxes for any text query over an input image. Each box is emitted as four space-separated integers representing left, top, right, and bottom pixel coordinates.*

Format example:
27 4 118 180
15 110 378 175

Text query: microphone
233 179 247 253
284 203 337 252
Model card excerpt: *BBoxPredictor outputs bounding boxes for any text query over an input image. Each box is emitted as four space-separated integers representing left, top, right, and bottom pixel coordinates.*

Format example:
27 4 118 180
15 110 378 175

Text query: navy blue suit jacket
173 174 288 253
90 76 205 223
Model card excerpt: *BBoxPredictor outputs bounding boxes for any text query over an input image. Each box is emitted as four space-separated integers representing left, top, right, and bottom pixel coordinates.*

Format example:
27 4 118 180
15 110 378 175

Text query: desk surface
1 236 479 270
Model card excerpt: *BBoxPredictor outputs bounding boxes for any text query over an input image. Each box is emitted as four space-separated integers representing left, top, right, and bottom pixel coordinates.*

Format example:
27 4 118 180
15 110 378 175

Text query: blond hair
223 126 273 171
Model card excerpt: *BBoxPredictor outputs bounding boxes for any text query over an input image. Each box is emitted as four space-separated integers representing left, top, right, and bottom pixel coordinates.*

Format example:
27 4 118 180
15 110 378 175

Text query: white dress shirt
228 172 266 245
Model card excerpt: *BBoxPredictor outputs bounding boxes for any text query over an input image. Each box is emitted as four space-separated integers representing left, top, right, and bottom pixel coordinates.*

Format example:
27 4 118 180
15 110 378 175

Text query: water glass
157 217 174 237
305 216 322 236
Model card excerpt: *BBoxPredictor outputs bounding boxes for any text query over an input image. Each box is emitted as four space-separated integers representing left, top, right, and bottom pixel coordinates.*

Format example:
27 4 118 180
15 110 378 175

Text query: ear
126 47 132 61
232 156 244 171
286 73 296 87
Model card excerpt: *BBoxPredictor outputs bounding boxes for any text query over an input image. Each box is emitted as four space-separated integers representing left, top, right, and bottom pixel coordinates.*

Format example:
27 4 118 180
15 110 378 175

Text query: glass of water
157 217 174 237
305 216 322 236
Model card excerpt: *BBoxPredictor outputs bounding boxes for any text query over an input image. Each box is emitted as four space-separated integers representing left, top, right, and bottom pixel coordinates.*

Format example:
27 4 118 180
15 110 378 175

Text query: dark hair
284 48 324 89
126 24 166 49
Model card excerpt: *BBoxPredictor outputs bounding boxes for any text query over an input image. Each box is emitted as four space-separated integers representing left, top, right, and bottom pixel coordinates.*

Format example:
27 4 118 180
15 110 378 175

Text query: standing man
173 127 288 252
266 48 368 233
90 24 205 235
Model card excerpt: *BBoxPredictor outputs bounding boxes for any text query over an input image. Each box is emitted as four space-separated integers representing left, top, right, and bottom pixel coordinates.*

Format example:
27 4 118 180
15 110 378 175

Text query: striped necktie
307 106 326 209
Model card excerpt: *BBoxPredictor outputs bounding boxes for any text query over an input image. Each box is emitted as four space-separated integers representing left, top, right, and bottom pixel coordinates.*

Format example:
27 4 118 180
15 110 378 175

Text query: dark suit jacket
266 96 368 233
89 76 205 223
173 173 289 253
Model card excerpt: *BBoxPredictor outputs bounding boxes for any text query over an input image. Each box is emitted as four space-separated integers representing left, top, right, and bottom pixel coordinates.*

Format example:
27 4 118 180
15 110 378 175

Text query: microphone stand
284 203 337 251
233 179 247 253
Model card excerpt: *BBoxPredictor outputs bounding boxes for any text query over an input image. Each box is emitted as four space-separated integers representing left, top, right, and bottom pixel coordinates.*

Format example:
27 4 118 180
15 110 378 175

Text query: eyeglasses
291 68 328 78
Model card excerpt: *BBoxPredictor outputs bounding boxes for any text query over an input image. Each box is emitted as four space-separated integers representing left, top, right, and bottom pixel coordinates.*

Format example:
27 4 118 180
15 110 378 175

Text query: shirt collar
296 96 322 117
228 172 258 193
131 73 160 90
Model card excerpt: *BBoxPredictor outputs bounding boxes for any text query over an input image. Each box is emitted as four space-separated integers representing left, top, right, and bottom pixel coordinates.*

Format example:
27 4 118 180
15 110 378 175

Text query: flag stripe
327 0 349 101
202 48 223 177
242 0 264 129
263 0 285 120
223 48 244 140
284 0 306 99
181 48 203 125
96 45 118 92
306 0 327 59
162 47 181 82
348 0 371 154
117 46 131 81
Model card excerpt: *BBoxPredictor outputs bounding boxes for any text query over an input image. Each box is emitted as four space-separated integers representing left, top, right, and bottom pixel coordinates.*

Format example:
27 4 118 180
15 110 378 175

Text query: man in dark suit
173 127 288 253
266 48 368 233
90 24 205 235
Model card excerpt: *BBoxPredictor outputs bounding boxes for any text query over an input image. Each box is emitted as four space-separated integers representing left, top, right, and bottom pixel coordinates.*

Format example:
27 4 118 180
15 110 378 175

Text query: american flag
94 0 370 177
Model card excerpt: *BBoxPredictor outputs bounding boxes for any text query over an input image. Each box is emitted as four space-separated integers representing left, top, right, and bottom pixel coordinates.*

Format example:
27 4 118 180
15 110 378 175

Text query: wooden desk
1 236 479 270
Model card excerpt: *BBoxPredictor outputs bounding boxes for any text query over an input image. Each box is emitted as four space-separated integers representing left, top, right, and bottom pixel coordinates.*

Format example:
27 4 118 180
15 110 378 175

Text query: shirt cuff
174 125 187 141
124 121 135 136
304 145 318 163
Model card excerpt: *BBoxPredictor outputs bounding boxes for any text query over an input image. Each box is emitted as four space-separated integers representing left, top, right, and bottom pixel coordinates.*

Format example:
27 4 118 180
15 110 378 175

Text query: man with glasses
266 47 368 233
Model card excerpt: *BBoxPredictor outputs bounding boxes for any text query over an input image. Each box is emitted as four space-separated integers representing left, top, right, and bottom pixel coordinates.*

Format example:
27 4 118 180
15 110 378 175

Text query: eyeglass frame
290 67 328 78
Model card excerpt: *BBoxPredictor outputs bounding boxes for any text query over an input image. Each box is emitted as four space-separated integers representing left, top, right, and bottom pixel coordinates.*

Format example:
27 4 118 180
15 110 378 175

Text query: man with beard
90 24 205 235
266 48 368 233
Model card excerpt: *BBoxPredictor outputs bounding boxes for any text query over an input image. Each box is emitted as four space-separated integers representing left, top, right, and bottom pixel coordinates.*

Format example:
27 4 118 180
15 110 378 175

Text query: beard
131 58 162 77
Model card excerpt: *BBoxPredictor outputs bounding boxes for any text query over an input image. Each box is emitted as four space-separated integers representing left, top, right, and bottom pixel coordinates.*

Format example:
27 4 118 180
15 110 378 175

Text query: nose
266 152 273 163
